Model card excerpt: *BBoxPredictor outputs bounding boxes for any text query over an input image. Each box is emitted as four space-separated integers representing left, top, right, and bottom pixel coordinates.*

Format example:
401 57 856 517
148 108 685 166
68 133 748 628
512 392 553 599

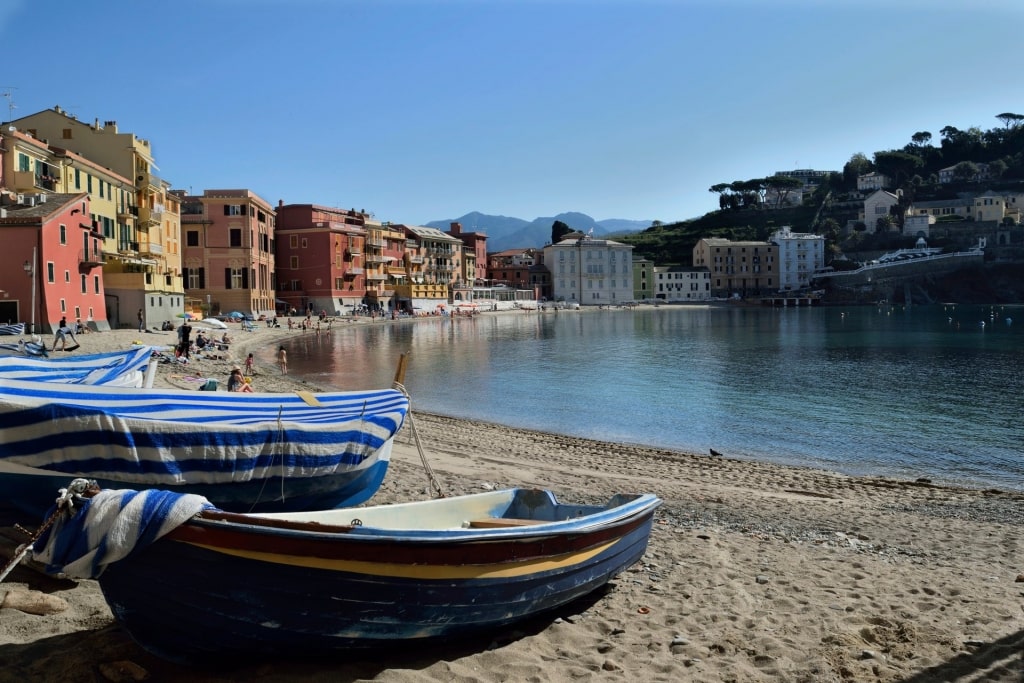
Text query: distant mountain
426 212 651 252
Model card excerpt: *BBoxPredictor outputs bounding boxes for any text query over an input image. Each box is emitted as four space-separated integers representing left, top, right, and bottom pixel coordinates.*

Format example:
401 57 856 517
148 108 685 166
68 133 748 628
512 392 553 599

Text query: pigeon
709 448 723 457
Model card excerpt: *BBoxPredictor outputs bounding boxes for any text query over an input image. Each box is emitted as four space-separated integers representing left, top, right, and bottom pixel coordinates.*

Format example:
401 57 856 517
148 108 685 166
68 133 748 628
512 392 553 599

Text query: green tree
551 220 572 244
996 112 1024 129
873 151 924 188
842 153 872 188
952 161 979 182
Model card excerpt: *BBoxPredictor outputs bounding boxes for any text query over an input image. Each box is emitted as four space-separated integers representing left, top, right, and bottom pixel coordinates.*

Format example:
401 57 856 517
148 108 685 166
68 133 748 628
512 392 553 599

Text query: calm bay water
270 304 1024 491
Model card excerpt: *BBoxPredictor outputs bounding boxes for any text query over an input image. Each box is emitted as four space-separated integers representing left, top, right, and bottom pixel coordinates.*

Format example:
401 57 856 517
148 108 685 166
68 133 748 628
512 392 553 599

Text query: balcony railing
79 248 105 267
366 273 388 281
139 242 164 256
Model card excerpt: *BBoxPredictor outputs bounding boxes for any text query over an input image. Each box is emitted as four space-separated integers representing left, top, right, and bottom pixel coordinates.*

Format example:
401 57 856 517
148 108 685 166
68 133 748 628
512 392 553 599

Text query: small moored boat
0 378 409 515
31 483 661 664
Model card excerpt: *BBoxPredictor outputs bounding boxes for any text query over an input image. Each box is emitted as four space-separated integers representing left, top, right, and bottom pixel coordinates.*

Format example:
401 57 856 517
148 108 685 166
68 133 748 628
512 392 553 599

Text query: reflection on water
273 304 1023 490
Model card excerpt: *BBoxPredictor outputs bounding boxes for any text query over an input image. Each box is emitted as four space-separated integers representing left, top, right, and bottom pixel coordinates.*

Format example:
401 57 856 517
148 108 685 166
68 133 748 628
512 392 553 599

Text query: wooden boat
0 378 409 515
0 345 157 388
33 484 661 663
0 323 26 336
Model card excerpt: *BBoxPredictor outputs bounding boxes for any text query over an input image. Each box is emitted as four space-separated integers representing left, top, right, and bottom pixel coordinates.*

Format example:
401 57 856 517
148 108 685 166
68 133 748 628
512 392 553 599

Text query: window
290 256 298 269
290 235 298 249
81 274 87 293
224 204 244 216
186 231 199 247
47 263 55 283
94 275 100 293
230 229 242 247
62 128 72 139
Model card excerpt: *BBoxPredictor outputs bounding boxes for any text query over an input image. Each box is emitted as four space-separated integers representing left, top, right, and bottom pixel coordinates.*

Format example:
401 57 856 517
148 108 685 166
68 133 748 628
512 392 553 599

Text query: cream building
543 233 633 305
770 226 825 292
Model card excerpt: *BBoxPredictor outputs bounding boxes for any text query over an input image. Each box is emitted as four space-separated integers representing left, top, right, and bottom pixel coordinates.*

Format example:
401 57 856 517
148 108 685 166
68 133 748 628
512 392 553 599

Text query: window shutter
223 205 230 216
199 268 205 289
225 268 232 290
182 267 190 284
242 269 249 289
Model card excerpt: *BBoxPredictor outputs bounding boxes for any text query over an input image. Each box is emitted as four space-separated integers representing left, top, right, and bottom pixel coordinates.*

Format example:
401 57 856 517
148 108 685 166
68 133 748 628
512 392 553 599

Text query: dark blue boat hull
97 508 656 663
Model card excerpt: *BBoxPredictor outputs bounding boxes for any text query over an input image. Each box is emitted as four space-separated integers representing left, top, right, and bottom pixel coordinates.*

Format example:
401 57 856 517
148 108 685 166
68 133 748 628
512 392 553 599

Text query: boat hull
92 490 660 663
0 439 392 516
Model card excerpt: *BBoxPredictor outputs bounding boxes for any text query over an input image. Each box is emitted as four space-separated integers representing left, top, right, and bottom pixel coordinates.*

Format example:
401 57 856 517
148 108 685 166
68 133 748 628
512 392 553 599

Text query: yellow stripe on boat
184 539 618 579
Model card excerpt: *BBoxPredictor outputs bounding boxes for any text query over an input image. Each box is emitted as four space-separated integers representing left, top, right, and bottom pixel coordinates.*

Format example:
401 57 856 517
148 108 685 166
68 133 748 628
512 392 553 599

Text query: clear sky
1 0 1021 227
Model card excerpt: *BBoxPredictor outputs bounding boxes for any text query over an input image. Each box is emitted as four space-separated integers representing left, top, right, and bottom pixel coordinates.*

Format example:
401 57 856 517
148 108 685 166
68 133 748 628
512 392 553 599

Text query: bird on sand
709 448 723 457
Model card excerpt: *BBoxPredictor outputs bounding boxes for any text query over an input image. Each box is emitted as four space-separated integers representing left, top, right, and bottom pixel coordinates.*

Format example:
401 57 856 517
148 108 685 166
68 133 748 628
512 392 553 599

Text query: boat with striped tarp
31 482 661 664
0 378 409 515
0 345 157 387
0 323 26 336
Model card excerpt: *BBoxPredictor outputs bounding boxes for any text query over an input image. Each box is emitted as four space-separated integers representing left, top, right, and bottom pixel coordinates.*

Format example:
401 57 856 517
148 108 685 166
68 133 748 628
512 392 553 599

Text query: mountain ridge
425 212 651 252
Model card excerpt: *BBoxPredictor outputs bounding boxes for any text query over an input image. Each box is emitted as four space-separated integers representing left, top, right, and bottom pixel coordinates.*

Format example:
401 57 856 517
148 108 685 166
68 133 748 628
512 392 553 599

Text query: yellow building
692 238 778 298
11 107 184 328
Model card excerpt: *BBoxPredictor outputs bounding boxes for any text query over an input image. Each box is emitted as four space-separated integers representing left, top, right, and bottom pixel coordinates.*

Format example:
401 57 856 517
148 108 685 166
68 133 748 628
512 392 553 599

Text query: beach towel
33 487 213 579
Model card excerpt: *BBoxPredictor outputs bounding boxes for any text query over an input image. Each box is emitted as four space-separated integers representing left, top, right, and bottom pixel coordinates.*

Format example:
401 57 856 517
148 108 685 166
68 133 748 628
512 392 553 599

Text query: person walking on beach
178 320 193 359
137 308 144 332
277 345 288 375
244 352 254 376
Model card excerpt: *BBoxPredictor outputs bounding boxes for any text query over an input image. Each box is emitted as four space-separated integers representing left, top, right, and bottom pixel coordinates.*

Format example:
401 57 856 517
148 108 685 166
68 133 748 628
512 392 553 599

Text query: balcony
139 241 164 256
117 205 139 219
408 255 424 264
136 169 163 192
344 267 364 277
366 273 388 281
138 205 165 227
79 247 105 267
347 247 362 257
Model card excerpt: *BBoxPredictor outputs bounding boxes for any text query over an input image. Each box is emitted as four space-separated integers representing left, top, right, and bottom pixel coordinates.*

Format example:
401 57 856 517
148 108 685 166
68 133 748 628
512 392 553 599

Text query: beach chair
242 320 256 332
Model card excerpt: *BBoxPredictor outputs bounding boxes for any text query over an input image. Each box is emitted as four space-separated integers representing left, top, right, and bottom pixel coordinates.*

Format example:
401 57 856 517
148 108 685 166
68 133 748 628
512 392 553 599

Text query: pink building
446 221 488 284
0 192 108 333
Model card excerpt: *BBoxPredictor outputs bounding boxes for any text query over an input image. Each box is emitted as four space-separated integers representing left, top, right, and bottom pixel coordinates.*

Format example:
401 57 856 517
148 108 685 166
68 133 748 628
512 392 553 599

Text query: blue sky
1 0 1021 227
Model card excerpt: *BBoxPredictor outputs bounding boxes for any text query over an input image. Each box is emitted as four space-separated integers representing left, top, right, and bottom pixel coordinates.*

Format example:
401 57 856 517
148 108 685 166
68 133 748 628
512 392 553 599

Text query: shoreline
1 320 1023 681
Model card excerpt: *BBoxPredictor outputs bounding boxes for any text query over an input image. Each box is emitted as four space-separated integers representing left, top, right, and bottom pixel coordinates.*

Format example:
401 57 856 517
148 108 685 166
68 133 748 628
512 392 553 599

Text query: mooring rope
392 380 445 499
0 478 95 584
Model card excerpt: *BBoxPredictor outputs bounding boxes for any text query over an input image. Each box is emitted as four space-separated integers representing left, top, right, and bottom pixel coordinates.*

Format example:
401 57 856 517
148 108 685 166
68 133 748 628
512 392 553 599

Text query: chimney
450 222 462 235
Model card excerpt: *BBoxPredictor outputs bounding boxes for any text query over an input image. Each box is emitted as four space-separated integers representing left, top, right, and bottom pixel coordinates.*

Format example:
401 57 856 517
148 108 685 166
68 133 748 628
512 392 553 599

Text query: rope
392 381 446 499
0 478 96 584
248 405 285 513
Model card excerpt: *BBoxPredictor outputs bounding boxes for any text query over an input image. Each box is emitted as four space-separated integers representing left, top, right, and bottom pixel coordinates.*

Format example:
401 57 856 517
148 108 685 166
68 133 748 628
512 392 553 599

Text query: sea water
274 303 1023 491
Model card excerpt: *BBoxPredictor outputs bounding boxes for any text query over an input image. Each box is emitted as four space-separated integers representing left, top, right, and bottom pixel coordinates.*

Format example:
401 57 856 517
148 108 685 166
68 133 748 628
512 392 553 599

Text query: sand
1 319 1022 682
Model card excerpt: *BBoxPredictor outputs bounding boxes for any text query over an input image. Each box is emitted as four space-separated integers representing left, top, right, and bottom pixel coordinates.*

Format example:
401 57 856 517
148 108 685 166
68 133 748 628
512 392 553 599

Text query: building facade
543 234 634 305
179 190 277 318
11 107 184 329
0 193 108 333
692 238 778 298
652 266 711 302
770 226 825 292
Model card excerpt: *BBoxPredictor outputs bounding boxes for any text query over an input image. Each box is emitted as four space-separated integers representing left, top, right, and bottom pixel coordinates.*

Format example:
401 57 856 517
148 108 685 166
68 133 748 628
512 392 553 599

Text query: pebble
756 575 770 584
1 589 68 616
98 660 149 682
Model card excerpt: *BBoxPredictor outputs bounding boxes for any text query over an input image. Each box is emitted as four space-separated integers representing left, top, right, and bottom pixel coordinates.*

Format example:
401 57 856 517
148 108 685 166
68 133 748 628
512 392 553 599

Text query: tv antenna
1 87 17 123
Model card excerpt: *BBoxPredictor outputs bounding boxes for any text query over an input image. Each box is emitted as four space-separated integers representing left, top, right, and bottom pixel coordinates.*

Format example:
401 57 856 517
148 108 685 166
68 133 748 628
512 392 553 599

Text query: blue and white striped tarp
0 340 47 357
0 323 25 336
0 346 155 386
0 378 409 487
33 486 214 578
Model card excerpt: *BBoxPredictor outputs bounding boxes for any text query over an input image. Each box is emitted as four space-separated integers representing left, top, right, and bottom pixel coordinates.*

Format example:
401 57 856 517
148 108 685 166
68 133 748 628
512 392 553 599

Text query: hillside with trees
619 112 1024 267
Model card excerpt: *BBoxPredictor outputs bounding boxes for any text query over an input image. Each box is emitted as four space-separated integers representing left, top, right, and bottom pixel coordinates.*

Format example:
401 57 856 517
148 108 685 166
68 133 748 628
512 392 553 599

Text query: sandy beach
1 320 1022 682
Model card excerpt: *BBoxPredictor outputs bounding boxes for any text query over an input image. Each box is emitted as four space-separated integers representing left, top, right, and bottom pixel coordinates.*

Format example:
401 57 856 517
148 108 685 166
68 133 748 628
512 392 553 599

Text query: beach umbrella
176 312 193 319
227 311 245 319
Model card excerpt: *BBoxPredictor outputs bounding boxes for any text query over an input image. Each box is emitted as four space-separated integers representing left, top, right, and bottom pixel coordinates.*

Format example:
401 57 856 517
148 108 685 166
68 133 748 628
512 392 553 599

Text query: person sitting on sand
226 367 253 393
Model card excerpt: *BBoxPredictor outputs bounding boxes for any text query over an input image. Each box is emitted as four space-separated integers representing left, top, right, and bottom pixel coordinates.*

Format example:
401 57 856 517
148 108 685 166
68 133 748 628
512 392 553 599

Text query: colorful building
0 192 107 333
177 190 278 318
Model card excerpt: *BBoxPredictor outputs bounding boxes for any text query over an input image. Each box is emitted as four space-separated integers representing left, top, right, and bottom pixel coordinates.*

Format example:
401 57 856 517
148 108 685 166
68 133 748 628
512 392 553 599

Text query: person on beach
245 353 254 376
226 367 253 392
137 308 144 332
52 323 78 351
277 345 288 375
178 321 192 359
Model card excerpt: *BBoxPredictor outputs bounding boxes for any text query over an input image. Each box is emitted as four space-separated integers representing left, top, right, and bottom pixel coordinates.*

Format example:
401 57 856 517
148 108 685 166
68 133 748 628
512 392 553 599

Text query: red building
0 192 108 333
275 204 369 315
